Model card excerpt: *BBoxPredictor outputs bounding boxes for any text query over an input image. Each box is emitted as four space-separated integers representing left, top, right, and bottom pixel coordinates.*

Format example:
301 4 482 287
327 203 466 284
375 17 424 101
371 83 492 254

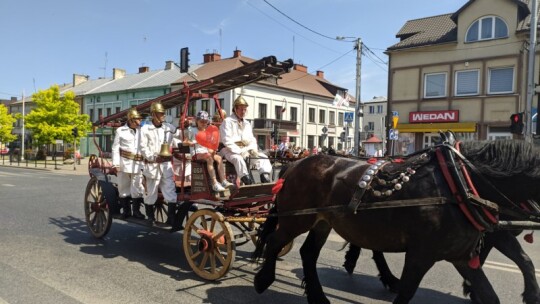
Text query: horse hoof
254 272 274 294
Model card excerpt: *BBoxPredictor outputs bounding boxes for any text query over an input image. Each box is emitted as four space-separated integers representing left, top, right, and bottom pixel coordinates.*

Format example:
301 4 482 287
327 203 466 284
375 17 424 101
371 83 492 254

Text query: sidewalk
0 156 90 176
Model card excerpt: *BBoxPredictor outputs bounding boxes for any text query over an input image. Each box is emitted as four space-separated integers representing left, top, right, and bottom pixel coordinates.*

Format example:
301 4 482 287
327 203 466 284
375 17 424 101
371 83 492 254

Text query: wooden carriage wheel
87 154 100 174
154 201 168 224
84 177 112 238
231 221 293 257
182 209 236 280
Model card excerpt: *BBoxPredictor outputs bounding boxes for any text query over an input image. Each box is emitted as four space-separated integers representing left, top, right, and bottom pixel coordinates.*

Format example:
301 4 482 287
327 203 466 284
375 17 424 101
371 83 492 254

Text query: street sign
344 112 354 122
389 129 399 140
392 111 399 129
322 126 328 134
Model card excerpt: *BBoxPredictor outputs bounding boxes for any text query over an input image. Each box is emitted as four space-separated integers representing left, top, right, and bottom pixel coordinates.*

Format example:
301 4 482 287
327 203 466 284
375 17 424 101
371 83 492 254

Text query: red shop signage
409 110 459 123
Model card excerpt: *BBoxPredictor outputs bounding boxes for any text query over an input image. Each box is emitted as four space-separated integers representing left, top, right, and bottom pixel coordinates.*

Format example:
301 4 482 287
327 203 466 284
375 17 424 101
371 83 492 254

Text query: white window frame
465 16 508 42
488 67 514 94
424 72 447 98
455 69 480 96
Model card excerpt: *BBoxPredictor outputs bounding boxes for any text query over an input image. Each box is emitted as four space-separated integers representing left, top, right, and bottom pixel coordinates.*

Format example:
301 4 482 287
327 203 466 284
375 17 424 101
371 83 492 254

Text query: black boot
131 198 145 219
166 202 177 226
241 175 254 185
170 203 190 233
145 204 155 222
119 197 131 219
260 173 271 183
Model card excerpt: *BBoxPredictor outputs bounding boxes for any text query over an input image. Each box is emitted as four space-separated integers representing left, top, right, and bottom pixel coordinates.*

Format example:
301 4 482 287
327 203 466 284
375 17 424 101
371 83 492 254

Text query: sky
0 0 466 102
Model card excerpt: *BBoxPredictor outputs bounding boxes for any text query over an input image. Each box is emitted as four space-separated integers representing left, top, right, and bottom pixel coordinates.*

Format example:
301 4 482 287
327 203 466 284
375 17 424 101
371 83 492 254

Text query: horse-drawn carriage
83 55 294 280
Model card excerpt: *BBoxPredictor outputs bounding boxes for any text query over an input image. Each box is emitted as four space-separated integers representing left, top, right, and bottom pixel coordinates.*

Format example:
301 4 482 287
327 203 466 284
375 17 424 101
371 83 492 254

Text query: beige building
387 0 535 154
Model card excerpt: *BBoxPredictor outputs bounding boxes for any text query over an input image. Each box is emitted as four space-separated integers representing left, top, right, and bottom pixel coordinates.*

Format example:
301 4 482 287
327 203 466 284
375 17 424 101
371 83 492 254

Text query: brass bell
159 143 172 158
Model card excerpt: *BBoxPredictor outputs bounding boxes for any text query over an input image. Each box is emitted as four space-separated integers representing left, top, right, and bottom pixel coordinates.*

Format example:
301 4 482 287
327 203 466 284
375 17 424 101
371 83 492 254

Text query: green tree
0 104 17 143
25 85 91 146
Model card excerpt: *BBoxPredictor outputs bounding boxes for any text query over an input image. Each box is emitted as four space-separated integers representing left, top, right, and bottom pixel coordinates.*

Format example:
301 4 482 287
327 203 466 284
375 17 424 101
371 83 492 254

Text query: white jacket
111 124 143 174
219 113 258 154
140 122 177 179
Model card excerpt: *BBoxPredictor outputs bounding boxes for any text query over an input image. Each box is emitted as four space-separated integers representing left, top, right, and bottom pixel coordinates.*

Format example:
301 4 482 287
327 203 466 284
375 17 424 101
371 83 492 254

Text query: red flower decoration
524 231 534 244
468 255 480 269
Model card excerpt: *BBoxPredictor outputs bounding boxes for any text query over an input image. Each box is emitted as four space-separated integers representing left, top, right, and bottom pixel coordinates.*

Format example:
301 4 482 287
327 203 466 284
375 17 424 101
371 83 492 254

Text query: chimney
233 49 242 58
203 52 222 63
73 74 89 86
138 66 149 73
293 64 308 73
113 68 126 79
165 60 174 70
316 70 324 78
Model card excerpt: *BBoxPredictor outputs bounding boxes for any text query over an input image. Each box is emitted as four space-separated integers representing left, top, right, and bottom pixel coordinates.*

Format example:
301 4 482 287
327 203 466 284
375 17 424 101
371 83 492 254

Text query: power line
246 1 342 54
262 0 341 42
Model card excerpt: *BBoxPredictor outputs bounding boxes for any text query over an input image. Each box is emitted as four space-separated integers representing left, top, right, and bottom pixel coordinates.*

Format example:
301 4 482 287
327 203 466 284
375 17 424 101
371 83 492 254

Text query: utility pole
526 0 537 143
353 38 363 156
21 90 25 161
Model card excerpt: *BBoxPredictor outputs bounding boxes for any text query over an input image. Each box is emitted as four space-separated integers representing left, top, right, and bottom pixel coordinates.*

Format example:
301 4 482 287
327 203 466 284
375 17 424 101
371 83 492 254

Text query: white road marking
1 184 15 187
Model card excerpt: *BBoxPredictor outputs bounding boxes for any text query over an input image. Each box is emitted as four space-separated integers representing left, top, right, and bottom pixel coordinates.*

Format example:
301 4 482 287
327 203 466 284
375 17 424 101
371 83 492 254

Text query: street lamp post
337 36 362 156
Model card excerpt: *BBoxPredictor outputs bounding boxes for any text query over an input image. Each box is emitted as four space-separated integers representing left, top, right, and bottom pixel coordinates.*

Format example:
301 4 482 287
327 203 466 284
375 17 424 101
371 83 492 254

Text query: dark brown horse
252 140 540 304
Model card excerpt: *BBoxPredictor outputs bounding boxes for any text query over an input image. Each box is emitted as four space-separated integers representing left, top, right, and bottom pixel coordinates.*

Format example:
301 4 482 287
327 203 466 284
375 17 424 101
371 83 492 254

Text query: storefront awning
396 122 476 133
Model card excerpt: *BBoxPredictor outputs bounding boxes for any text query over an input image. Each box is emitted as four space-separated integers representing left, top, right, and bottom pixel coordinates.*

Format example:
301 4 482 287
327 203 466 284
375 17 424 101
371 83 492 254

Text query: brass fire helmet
233 96 249 108
127 108 142 123
150 101 166 114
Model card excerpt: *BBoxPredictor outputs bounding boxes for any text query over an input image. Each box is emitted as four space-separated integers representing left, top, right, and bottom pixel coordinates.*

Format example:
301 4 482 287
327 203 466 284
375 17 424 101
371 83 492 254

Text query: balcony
253 118 297 131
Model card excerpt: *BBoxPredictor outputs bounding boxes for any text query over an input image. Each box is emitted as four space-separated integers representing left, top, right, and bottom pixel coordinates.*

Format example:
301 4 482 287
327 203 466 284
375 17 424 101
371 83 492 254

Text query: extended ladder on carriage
84 55 294 280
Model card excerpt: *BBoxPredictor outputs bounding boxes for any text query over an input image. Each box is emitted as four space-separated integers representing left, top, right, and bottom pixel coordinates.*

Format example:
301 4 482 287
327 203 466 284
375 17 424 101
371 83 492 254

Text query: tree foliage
0 104 17 143
25 85 91 145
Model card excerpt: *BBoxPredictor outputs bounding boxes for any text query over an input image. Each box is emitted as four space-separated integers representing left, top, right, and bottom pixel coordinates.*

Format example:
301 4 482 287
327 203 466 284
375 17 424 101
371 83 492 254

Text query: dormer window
466 16 508 42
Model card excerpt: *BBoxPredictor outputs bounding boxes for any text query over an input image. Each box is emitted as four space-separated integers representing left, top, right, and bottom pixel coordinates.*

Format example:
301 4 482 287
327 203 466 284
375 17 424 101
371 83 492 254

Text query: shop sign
409 110 459 123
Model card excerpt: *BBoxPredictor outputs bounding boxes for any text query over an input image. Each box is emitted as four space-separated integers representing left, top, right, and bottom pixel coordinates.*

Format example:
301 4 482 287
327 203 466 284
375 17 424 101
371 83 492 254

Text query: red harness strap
435 148 485 231
455 142 498 224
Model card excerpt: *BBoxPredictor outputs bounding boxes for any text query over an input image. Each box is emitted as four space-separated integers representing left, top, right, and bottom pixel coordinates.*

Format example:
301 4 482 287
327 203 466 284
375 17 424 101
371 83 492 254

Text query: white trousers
144 167 177 204
117 171 144 198
220 148 272 178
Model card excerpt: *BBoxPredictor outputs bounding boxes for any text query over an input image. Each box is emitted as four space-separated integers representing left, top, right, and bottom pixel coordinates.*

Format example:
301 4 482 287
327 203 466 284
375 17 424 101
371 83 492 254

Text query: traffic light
180 47 190 73
72 127 79 137
510 113 524 134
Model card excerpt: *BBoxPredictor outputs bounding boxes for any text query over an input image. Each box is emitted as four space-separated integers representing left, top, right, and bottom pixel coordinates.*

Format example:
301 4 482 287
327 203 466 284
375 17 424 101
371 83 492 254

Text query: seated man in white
219 96 272 185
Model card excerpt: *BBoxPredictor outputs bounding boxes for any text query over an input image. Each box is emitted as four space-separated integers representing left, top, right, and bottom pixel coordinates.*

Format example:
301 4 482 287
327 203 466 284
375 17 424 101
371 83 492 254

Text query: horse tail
252 206 279 262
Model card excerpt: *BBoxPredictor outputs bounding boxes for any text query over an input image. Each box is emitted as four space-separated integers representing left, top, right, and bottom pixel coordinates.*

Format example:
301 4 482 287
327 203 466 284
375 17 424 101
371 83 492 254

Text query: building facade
386 0 535 155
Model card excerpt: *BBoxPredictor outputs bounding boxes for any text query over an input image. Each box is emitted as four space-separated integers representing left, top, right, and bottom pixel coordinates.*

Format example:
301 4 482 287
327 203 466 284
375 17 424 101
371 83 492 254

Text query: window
214 99 224 112
329 111 335 125
308 108 315 123
115 107 120 113
367 122 375 130
307 135 315 149
290 107 298 122
275 106 283 120
98 108 102 119
259 103 267 118
338 112 344 126
455 70 479 96
466 16 508 42
424 73 447 98
377 105 383 113
369 106 375 114
488 67 513 94
201 99 209 112
188 102 197 116
106 108 111 116
89 109 94 122
319 109 325 124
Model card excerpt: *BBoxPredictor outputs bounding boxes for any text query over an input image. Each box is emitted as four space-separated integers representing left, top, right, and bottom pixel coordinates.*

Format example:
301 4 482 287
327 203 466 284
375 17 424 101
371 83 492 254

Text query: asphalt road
0 166 538 303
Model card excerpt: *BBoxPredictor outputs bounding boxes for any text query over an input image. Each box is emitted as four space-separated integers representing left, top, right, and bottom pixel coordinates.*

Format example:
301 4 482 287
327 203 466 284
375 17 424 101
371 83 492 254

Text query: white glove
249 149 259 158
241 148 250 159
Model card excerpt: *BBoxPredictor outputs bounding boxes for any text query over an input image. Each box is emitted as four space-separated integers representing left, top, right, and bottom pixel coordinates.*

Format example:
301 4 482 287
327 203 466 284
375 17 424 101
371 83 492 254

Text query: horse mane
459 140 540 178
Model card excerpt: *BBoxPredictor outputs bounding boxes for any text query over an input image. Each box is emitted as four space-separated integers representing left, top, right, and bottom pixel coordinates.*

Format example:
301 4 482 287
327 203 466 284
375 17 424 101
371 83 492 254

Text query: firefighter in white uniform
219 96 272 185
111 108 145 219
140 101 187 231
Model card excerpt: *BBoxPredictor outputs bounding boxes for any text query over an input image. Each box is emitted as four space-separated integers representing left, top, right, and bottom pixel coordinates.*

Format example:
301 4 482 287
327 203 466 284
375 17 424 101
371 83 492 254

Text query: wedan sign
409 110 459 123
